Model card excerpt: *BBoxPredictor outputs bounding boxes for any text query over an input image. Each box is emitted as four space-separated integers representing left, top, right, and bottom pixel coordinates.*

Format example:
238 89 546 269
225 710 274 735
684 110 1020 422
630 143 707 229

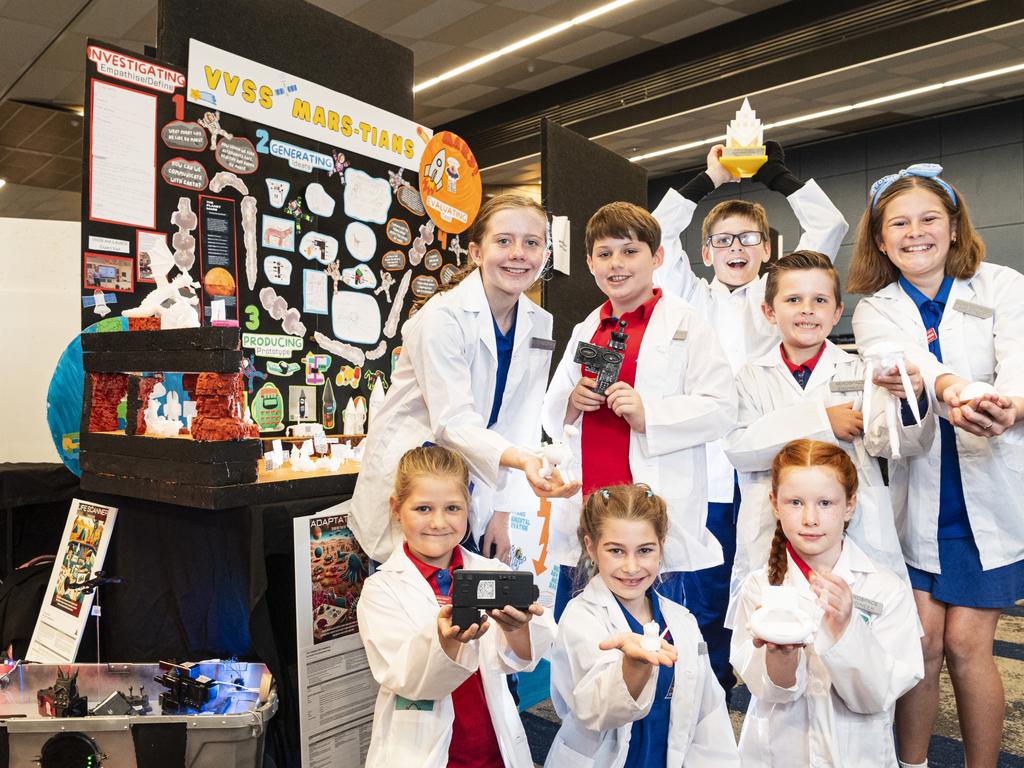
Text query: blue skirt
908 536 1024 609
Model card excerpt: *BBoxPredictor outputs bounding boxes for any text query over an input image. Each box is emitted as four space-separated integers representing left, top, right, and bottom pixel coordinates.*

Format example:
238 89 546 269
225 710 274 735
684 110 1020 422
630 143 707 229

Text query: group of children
348 142 1024 767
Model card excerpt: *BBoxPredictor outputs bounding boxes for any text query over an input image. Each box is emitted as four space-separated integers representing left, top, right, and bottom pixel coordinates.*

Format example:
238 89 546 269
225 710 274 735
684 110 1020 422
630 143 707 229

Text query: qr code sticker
477 579 496 601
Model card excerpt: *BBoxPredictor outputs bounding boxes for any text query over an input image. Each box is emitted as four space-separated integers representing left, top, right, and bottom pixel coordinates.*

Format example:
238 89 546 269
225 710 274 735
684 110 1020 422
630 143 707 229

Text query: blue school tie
435 568 452 597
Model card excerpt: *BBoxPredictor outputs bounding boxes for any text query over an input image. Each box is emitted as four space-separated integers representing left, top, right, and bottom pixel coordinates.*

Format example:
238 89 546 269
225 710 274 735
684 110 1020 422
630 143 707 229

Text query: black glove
678 171 716 204
753 140 804 196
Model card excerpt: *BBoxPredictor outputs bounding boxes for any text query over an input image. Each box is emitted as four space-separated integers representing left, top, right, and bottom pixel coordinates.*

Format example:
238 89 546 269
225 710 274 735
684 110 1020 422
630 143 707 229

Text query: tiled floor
523 605 1024 767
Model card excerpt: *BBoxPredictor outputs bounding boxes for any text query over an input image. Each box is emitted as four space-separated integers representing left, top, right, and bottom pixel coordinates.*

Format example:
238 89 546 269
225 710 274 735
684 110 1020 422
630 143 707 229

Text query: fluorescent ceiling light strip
594 17 1024 141
413 0 637 93
630 61 1024 162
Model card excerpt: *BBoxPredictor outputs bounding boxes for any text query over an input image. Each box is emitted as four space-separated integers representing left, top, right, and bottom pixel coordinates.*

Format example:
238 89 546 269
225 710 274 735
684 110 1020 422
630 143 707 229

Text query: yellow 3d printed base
720 146 767 179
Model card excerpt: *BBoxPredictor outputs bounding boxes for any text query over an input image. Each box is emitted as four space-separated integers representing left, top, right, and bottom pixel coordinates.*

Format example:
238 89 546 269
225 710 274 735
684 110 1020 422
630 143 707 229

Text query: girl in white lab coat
546 484 739 768
848 164 1024 768
357 445 555 768
349 194 577 564
724 251 928 619
730 439 923 768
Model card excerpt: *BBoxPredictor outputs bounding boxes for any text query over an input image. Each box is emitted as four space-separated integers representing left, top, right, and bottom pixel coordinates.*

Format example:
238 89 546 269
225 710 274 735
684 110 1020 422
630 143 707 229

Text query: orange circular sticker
418 131 482 235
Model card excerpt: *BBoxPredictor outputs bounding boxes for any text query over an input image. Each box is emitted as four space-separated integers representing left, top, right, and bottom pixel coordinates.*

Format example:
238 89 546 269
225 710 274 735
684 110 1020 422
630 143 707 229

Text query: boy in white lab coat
650 141 848 697
542 202 736 617
724 251 932 623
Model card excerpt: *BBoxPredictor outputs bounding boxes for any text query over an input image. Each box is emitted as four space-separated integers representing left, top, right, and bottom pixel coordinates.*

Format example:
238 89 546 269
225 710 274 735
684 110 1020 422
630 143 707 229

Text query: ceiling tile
385 0 485 40
70 0 156 38
505 62 588 92
535 29 630 65
419 82 497 109
641 6 743 44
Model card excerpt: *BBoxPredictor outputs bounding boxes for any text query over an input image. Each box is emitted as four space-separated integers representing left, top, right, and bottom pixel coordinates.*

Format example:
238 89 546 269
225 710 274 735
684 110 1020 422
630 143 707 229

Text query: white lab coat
541 292 738 572
723 341 929 623
730 539 924 768
357 545 555 768
546 575 740 768
348 269 554 562
652 181 849 503
852 262 1024 572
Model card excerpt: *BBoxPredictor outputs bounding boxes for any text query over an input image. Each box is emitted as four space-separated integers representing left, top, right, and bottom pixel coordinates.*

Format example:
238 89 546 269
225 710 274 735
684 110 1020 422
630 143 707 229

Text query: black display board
157 0 414 119
541 119 648 363
80 40 456 443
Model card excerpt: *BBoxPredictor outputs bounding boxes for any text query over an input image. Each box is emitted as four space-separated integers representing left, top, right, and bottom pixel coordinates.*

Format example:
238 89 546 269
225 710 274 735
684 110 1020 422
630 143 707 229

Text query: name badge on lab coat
672 329 688 342
530 337 556 351
830 380 863 393
952 299 994 319
852 594 883 615
697 641 708 655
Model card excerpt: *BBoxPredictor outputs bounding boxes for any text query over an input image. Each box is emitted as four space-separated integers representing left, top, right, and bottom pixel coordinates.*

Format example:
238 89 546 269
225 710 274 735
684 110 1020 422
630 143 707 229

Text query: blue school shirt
488 310 517 428
616 591 673 768
898 276 971 538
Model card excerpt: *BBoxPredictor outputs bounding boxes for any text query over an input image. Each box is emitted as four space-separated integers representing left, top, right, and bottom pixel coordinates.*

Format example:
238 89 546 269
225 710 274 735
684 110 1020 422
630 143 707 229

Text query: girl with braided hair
730 439 922 767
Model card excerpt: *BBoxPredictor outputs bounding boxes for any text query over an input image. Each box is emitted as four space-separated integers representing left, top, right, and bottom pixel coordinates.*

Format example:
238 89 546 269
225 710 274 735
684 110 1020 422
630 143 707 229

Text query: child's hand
437 604 489 660
482 511 511 564
605 382 646 433
489 603 543 634
751 637 805 653
826 402 863 442
521 455 580 499
599 632 677 668
872 360 924 400
569 376 605 413
810 568 853 641
706 144 738 188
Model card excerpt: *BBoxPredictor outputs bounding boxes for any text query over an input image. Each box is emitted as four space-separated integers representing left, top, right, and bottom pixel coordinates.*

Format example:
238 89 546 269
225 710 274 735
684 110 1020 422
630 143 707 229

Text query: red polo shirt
780 341 826 388
580 289 663 496
404 544 503 768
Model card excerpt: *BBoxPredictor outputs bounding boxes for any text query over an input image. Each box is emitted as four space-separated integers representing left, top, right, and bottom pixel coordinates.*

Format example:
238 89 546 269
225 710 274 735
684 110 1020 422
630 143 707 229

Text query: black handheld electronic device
573 319 628 395
451 570 539 629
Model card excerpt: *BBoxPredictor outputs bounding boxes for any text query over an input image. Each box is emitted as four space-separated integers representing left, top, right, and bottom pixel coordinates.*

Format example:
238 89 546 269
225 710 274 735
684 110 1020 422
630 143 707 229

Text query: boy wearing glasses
650 141 848 700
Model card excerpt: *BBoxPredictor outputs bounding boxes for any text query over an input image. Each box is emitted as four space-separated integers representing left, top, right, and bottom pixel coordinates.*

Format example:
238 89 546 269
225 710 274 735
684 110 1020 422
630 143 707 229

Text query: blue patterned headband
870 163 957 209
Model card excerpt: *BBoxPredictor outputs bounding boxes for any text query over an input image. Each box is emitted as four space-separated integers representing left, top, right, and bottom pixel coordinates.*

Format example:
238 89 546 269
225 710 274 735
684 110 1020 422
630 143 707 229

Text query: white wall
0 217 82 462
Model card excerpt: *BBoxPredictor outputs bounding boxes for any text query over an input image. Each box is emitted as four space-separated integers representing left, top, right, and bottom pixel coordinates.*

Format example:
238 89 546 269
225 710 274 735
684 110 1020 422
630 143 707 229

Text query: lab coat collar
455 268 541 360
379 543 491 601
750 339 854 393
577 572 635 633
709 275 757 298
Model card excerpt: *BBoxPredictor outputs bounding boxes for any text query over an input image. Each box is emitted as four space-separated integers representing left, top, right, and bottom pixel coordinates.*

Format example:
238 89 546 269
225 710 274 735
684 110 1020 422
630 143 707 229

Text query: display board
80 40 464 440
541 118 648 363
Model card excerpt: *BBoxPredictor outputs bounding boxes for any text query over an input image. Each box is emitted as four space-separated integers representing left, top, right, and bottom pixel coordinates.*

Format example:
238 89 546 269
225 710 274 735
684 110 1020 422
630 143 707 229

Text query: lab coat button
813 681 825 695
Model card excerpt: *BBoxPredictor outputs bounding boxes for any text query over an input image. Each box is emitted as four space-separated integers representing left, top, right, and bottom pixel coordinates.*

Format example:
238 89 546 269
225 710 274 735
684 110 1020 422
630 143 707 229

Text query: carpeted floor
522 604 1024 766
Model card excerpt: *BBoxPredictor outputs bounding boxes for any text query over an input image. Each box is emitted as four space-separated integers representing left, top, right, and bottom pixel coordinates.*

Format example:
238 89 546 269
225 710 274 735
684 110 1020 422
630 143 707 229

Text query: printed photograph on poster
289 385 315 422
307 516 369 644
83 252 133 292
27 499 118 664
136 230 168 283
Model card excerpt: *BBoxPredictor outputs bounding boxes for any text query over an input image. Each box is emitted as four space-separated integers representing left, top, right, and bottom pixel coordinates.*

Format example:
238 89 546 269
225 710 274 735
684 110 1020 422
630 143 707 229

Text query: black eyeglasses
705 231 765 248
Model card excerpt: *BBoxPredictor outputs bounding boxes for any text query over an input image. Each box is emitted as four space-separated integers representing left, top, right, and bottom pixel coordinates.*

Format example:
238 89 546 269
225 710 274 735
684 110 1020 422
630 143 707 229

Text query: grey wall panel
541 119 648 365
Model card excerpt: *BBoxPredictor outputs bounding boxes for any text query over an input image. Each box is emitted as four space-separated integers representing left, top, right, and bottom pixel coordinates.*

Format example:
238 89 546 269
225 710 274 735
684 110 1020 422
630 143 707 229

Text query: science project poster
27 499 118 663
80 39 463 443
294 511 376 768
